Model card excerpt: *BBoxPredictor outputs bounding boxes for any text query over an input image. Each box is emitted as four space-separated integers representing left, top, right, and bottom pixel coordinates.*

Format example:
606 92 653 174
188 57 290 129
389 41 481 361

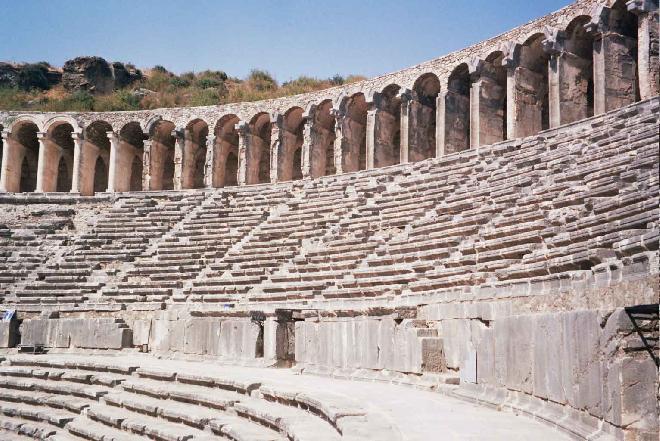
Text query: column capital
501 42 521 70
467 58 485 81
269 112 284 127
585 6 611 38
235 121 250 135
71 130 84 142
627 0 658 15
171 128 185 140
36 131 48 141
143 139 153 148
105 130 119 141
1 129 11 141
397 88 415 104
541 29 566 56
330 107 345 120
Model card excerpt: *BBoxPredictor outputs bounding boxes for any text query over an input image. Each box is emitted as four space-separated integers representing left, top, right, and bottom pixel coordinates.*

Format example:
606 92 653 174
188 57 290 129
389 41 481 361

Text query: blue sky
0 0 571 82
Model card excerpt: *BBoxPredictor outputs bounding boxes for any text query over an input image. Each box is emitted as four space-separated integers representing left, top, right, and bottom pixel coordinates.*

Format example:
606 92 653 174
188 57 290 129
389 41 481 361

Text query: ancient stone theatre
0 0 658 439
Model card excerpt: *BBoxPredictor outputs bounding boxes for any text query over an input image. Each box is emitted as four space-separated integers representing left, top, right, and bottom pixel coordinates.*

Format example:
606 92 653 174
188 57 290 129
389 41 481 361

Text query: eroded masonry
0 0 658 440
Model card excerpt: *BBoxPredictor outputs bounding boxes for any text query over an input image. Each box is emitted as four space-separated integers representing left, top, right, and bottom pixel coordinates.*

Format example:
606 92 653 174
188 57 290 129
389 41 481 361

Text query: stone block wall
20 317 132 350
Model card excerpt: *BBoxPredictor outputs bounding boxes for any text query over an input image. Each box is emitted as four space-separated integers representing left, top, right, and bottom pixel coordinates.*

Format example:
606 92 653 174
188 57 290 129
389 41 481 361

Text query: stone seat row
0 355 394 441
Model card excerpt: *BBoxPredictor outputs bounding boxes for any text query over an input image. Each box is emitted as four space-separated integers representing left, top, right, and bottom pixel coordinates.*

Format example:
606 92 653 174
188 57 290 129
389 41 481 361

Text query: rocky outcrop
62 56 142 94
0 62 61 91
0 57 142 93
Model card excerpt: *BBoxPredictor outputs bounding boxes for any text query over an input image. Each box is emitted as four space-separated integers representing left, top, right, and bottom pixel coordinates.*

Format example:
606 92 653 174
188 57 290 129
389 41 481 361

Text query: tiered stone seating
0 354 390 441
192 180 384 303
0 206 78 299
11 193 205 305
105 191 271 303
0 99 657 312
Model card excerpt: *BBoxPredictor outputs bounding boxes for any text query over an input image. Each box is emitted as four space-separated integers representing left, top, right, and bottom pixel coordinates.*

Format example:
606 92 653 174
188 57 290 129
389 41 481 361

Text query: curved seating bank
0 0 658 440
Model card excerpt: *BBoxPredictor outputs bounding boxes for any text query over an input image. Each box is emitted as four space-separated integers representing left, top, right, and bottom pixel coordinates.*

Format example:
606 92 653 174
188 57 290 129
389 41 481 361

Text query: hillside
0 57 365 112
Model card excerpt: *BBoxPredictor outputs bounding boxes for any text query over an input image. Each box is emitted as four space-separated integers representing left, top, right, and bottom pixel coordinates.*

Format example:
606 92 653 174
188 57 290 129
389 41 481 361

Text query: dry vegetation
0 67 366 112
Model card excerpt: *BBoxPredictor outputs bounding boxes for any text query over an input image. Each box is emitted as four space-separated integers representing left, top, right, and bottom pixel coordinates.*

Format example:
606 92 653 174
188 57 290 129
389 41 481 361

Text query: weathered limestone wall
295 316 444 375
20 317 132 350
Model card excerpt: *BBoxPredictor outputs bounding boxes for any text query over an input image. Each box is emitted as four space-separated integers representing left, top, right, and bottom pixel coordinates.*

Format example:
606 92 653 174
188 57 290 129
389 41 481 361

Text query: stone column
106 130 120 192
399 90 411 164
469 79 481 148
628 0 660 100
35 132 48 193
331 108 345 174
300 115 313 179
270 114 282 183
468 60 485 148
204 135 216 188
365 106 377 170
172 129 184 190
70 131 83 194
545 42 563 129
0 131 15 192
142 140 152 191
435 91 447 157
236 122 249 186
502 46 522 140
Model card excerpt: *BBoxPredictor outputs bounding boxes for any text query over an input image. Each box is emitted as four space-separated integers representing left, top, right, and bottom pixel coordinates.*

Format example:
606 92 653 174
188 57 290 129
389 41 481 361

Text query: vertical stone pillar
172 129 184 190
330 108 345 174
204 135 216 188
270 114 282 184
586 11 639 114
365 106 377 170
106 130 120 193
35 132 48 193
503 51 520 139
0 131 15 192
300 113 313 179
435 91 447 157
70 131 83 194
399 90 411 164
142 140 152 191
628 0 660 100
469 79 481 148
546 49 563 129
236 122 249 186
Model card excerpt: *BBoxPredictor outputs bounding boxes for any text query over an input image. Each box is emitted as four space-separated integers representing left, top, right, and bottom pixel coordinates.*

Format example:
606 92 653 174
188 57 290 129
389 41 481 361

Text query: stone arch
7 115 43 134
373 84 401 168
307 99 336 178
93 156 108 193
117 122 145 192
445 64 471 154
245 112 271 185
225 152 238 186
184 118 209 189
411 72 440 161
339 92 367 172
43 115 80 134
212 114 240 187
476 51 508 145
82 120 112 195
46 122 75 192
514 33 550 137
129 155 143 191
149 120 176 190
56 156 70 192
593 0 640 112
557 15 595 124
277 106 304 182
8 120 40 193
